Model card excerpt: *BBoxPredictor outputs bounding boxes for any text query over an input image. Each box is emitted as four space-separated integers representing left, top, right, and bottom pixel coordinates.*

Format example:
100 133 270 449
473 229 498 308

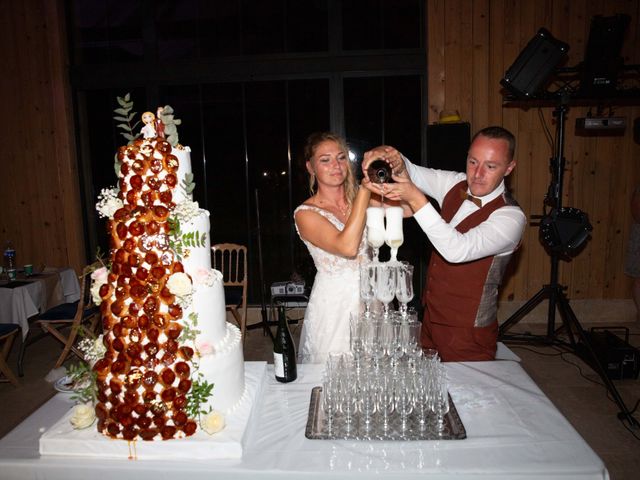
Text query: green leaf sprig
113 93 141 144
182 231 207 249
185 372 215 419
67 362 98 405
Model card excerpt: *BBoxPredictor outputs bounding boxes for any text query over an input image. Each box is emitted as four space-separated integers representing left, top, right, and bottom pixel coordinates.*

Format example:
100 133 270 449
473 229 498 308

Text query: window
69 0 426 304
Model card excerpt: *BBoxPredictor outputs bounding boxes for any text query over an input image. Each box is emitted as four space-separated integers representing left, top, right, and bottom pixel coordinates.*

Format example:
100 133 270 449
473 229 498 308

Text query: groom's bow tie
459 189 482 208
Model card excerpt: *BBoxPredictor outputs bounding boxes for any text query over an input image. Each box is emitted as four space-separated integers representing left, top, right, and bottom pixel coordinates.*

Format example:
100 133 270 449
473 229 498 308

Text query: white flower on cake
173 200 202 224
89 266 109 305
95 187 123 219
167 272 193 308
201 410 225 435
77 334 106 366
70 404 96 430
167 272 192 296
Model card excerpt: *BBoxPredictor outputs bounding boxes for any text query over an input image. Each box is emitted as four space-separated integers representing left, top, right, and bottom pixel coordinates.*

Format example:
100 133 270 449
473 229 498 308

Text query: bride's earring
309 171 317 194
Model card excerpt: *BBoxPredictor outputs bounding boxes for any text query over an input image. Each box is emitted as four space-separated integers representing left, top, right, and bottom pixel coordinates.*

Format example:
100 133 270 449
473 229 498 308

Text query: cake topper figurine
156 106 166 138
141 111 157 139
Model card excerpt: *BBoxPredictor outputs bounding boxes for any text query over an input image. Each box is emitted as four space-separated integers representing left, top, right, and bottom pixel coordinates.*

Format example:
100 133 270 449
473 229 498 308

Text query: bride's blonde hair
303 131 357 205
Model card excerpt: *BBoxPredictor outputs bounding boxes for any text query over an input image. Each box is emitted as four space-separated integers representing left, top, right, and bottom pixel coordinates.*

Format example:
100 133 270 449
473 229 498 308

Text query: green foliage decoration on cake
181 172 196 196
158 105 182 147
113 93 141 143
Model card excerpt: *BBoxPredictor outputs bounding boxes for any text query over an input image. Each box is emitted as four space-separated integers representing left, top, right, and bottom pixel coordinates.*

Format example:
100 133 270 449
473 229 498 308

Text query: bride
294 132 372 364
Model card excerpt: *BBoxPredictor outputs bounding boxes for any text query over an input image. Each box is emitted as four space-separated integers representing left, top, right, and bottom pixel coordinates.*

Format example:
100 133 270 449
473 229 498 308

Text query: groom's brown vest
421 181 517 339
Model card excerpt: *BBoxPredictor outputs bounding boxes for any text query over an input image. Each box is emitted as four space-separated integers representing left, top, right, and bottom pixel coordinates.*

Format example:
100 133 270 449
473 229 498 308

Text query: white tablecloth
0 361 608 480
0 267 80 338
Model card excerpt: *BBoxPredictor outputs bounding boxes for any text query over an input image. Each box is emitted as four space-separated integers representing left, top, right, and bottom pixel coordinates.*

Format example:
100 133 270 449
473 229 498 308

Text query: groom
363 126 526 361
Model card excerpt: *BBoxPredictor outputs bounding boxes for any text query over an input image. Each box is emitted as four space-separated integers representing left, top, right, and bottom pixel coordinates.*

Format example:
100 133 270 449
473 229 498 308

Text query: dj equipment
270 281 306 297
579 328 640 380
500 28 569 98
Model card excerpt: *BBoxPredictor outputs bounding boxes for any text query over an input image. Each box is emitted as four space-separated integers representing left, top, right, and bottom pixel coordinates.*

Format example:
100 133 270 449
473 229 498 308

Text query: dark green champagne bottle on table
273 306 297 383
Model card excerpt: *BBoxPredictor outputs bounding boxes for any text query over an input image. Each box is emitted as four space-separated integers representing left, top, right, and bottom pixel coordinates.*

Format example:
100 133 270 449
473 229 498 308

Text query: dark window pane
198 0 242 57
344 77 384 161
286 0 329 53
201 83 247 246
342 0 422 51
245 82 290 298
156 0 199 61
70 0 143 64
342 0 382 50
381 0 423 49
383 76 422 160
242 0 285 55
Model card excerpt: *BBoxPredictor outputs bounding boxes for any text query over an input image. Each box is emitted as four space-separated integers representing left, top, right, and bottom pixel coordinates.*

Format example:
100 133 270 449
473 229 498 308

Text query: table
0 361 609 480
0 268 81 338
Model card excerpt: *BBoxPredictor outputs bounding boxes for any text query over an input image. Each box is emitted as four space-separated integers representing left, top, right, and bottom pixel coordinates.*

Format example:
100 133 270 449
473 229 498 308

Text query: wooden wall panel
0 0 84 274
427 0 640 300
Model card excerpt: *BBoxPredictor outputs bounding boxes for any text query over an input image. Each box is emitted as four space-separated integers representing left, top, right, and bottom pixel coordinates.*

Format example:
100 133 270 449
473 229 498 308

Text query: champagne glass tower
384 207 404 263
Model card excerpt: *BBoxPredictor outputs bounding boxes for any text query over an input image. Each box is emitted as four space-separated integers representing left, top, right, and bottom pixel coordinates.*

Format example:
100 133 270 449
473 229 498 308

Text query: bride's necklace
316 196 351 218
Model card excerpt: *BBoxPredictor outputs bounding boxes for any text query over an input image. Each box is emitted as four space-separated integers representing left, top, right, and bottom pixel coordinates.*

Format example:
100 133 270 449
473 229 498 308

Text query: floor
1 317 639 479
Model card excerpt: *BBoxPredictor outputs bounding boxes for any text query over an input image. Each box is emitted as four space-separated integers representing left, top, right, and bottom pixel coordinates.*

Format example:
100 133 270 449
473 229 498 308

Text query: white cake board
39 361 267 460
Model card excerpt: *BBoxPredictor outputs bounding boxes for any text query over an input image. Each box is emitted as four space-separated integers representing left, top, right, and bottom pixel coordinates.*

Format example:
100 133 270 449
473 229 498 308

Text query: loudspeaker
426 123 470 173
501 28 569 98
580 14 630 96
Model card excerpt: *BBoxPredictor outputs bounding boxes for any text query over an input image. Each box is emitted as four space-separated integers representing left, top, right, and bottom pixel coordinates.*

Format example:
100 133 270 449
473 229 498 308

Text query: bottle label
273 352 285 378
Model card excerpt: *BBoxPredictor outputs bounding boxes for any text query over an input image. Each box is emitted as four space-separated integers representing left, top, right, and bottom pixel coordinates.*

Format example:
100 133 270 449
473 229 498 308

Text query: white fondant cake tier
40 362 266 460
173 146 193 204
183 268 227 343
180 209 212 272
199 323 246 413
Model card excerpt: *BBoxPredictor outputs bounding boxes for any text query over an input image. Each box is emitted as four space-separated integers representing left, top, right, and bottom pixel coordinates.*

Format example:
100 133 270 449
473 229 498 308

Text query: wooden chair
18 261 101 375
0 323 20 386
211 244 249 341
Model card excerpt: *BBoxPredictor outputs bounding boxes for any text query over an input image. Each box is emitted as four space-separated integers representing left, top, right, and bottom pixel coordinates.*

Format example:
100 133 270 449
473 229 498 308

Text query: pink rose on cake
89 266 109 305
196 340 214 356
192 267 220 288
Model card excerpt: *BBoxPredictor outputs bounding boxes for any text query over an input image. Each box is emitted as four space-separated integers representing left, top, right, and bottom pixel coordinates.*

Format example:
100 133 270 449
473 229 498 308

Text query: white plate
54 376 74 394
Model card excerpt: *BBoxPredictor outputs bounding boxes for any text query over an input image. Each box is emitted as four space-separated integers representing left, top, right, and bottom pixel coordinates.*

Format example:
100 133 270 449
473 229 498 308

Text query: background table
0 360 608 479
0 268 80 338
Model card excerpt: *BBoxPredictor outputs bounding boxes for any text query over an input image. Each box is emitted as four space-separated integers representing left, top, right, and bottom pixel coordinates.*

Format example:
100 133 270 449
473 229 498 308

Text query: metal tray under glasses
305 386 467 440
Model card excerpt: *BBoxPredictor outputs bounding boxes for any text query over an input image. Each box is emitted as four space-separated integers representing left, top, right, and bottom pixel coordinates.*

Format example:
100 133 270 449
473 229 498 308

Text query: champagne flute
359 263 376 318
376 374 395 433
375 264 396 318
395 263 414 317
349 313 365 369
384 207 404 263
322 374 338 431
395 374 414 436
366 207 385 262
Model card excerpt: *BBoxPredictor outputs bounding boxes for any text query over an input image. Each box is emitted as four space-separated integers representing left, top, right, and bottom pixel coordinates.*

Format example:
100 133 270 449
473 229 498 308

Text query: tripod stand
499 102 639 428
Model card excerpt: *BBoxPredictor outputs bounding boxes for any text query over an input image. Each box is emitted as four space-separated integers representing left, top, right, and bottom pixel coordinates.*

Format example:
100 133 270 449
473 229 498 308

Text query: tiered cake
92 130 245 440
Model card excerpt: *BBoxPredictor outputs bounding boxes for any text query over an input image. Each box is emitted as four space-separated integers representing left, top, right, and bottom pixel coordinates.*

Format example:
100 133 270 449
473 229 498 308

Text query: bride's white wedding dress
294 204 369 364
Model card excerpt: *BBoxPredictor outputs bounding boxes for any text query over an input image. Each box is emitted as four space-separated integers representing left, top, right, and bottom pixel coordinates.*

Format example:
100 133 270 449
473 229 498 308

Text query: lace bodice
294 204 370 275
